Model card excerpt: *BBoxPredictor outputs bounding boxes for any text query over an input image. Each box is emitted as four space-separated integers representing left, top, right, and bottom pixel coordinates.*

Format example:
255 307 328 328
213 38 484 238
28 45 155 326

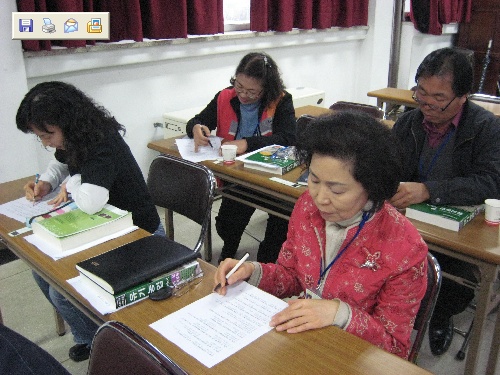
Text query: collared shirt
422 106 463 148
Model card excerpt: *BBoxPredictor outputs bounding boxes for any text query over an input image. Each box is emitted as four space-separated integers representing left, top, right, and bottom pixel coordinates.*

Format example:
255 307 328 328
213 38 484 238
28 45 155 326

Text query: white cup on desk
484 199 500 225
221 144 237 165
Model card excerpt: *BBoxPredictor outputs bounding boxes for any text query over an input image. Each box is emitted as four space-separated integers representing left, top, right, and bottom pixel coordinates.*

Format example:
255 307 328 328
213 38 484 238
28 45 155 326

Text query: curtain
17 0 223 51
410 0 472 35
250 0 369 32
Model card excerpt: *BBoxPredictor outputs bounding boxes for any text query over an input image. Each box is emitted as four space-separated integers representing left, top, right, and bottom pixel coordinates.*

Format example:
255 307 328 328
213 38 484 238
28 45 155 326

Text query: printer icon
64 18 78 33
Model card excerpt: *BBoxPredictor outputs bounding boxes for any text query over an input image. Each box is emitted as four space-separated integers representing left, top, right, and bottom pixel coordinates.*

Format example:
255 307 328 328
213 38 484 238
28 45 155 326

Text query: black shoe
429 316 454 356
69 343 91 362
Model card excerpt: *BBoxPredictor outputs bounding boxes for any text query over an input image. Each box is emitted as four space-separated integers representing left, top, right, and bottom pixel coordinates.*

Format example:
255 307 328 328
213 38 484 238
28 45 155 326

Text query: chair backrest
87 321 188 375
408 252 442 363
147 154 216 254
469 93 500 104
329 101 385 120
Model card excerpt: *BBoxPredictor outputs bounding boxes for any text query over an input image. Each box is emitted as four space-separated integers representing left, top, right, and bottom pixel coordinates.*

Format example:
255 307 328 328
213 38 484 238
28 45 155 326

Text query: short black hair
415 47 473 96
295 111 402 213
230 52 285 109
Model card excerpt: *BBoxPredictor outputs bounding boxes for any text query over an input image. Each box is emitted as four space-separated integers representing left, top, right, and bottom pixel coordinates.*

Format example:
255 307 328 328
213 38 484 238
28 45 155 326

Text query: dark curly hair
16 81 125 166
295 111 402 214
229 52 285 109
415 47 473 97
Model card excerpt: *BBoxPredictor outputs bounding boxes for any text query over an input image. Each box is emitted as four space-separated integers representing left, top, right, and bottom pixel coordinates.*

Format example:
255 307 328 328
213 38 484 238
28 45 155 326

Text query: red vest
216 88 281 140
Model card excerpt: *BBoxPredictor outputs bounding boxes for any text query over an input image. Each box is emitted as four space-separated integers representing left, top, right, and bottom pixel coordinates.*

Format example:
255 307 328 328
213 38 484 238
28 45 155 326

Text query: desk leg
464 262 497 375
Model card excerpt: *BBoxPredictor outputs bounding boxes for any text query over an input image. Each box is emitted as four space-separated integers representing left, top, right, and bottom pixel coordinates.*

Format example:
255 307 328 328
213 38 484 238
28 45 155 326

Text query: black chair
87 321 187 375
409 252 442 363
329 101 385 120
147 154 217 260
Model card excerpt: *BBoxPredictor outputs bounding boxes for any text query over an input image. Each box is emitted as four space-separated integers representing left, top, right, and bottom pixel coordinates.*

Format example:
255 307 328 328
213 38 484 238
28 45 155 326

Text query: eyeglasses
172 274 203 297
412 90 456 112
233 79 263 100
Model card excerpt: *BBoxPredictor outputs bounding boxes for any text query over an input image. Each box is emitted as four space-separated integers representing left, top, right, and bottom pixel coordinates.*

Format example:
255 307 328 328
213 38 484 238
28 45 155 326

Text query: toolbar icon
42 18 56 33
64 18 78 33
19 19 33 32
87 18 102 33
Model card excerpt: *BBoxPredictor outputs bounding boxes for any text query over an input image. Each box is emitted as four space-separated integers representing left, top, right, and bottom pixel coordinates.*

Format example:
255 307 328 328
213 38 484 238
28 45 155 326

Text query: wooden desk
0 178 430 375
368 87 500 117
149 136 500 375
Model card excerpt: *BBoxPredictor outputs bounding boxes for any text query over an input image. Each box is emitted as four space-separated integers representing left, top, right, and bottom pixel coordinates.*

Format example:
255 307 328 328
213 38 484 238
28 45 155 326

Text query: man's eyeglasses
233 79 263 100
172 274 203 297
412 90 456 112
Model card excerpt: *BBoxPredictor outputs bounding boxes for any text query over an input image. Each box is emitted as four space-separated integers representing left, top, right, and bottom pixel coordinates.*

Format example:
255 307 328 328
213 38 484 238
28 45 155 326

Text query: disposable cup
484 199 500 225
221 145 237 165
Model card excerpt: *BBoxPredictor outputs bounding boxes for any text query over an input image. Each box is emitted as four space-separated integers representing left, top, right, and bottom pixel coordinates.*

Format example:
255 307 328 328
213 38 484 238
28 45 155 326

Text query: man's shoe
429 317 454 356
69 343 91 362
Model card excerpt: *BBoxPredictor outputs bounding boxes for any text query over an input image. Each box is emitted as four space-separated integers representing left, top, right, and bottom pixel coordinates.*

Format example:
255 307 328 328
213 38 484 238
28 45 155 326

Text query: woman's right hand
193 124 212 152
213 258 255 296
24 180 52 203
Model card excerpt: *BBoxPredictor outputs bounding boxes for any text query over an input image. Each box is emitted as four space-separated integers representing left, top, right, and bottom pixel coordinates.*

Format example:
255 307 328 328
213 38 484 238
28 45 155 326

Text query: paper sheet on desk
67 276 118 315
150 281 288 368
176 136 222 162
24 226 138 260
0 188 62 223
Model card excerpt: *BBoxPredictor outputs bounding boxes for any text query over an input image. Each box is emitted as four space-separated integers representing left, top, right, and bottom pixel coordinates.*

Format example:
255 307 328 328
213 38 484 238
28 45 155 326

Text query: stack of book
405 203 483 231
236 145 300 175
76 235 201 309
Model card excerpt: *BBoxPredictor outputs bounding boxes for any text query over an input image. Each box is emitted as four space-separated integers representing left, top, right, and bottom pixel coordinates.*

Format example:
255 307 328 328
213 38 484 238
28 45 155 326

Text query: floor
0 198 498 374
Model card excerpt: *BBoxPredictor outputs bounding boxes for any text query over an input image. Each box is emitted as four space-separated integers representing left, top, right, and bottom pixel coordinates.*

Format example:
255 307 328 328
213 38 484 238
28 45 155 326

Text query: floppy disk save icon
87 18 102 33
64 18 78 33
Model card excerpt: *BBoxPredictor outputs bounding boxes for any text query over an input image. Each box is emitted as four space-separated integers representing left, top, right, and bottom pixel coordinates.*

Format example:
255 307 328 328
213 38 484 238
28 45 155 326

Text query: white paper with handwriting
150 281 287 368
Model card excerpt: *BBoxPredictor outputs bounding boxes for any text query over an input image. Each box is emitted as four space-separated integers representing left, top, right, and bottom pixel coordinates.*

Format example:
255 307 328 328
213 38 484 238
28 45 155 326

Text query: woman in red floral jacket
215 111 428 359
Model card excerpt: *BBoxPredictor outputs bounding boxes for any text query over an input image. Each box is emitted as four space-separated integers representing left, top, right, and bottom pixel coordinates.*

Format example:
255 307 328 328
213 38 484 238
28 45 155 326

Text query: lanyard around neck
419 127 455 182
318 211 370 287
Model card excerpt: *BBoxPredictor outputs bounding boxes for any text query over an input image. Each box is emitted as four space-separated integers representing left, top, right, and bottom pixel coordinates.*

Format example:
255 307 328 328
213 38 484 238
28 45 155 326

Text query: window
223 0 250 32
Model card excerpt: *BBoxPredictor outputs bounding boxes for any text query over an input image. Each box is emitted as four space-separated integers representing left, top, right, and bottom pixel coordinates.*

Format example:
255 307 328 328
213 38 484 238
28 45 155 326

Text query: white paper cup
221 144 237 165
484 199 500 225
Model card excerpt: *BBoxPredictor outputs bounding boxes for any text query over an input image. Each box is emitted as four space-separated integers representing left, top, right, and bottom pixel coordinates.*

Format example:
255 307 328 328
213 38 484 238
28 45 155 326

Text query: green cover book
32 204 134 251
405 203 483 231
237 145 299 175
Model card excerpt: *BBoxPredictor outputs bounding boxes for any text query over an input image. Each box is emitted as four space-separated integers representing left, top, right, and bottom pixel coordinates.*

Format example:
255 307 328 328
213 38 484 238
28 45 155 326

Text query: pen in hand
214 252 250 293
201 128 213 148
32 173 40 206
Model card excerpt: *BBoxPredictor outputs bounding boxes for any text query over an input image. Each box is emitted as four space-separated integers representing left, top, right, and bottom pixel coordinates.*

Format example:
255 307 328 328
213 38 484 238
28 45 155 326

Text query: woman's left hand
270 298 339 333
48 182 69 206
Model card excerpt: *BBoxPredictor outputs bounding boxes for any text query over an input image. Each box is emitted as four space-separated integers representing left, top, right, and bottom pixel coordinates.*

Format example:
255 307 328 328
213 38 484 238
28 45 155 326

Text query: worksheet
175 136 222 162
150 281 288 368
0 188 61 223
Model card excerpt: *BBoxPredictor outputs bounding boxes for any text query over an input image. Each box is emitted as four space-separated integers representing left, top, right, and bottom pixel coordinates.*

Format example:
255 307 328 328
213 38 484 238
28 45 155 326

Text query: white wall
0 0 454 184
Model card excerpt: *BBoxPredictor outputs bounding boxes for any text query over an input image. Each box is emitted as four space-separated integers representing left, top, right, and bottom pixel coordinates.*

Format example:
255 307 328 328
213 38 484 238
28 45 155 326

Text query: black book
75 236 198 295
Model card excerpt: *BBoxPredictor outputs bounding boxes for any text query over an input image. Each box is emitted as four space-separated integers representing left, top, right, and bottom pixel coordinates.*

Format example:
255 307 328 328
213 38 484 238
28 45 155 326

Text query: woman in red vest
186 52 296 263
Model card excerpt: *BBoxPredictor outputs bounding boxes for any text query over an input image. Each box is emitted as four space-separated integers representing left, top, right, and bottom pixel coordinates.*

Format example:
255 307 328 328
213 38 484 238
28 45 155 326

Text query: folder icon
87 19 102 33
64 18 78 33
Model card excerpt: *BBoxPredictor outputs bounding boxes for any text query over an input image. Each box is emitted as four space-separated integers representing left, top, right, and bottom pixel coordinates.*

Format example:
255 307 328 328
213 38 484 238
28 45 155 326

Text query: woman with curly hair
186 52 296 264
16 81 162 361
215 111 428 359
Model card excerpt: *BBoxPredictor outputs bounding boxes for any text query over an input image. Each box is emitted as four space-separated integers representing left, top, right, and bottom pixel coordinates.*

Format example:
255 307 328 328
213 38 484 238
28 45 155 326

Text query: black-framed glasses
233 79 263 100
412 90 456 112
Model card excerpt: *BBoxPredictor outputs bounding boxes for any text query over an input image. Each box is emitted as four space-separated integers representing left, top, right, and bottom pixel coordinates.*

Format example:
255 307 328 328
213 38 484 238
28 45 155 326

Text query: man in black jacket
390 47 500 356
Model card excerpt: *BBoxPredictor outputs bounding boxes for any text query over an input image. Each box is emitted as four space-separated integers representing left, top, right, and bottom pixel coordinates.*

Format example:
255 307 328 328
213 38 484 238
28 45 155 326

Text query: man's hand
390 182 430 209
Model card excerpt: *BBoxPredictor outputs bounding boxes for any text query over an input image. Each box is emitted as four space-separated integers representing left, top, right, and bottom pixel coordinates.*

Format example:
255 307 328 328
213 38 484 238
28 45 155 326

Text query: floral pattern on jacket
258 191 428 358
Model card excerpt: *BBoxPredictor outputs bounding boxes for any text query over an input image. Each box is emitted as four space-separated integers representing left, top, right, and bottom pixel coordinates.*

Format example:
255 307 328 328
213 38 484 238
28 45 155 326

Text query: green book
405 203 483 231
32 204 133 251
79 260 202 310
236 145 299 175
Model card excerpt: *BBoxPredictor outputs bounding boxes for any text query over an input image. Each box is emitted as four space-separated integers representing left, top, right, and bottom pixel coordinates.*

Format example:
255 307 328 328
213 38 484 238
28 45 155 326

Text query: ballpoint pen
201 128 213 148
32 173 40 206
213 252 250 292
